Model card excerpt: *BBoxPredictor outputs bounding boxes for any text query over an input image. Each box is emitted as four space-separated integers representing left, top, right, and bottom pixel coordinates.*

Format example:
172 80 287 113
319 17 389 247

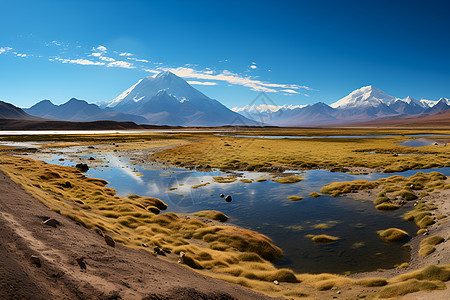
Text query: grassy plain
0 128 449 298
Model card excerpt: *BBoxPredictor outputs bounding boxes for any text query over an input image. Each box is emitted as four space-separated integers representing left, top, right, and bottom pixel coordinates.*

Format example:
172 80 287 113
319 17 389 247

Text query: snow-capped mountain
230 86 449 126
106 71 212 111
330 86 399 108
104 71 257 126
231 104 306 113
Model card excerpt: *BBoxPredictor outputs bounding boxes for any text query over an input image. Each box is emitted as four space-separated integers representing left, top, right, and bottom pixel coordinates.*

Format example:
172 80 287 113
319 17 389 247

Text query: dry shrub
376 203 400 211
377 279 445 298
356 277 388 287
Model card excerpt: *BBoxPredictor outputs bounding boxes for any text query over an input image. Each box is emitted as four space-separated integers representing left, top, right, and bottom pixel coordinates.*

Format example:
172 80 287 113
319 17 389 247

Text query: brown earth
0 170 273 300
342 109 450 128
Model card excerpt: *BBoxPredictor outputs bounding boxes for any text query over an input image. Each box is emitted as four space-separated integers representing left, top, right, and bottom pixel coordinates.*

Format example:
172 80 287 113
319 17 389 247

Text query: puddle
399 139 447 147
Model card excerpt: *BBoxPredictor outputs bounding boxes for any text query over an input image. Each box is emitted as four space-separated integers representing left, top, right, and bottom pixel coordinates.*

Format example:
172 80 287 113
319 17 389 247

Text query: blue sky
1 0 449 109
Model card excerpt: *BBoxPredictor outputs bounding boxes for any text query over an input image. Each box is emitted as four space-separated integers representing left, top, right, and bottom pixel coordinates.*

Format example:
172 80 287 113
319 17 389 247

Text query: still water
217 134 450 139
34 150 450 274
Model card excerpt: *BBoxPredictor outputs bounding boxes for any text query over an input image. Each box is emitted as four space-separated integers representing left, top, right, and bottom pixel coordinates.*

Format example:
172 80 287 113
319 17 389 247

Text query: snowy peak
232 104 306 113
106 71 210 110
331 86 398 109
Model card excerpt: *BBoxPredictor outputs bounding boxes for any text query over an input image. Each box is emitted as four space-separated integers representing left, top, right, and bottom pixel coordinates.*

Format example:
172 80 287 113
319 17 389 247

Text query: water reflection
37 150 450 274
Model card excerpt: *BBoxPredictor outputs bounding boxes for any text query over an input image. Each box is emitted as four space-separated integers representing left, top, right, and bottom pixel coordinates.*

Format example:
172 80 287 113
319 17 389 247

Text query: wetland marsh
0 128 449 299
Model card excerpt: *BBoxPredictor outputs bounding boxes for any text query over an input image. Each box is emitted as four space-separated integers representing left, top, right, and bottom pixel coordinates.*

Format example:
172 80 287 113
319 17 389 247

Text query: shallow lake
217 134 450 139
30 148 450 274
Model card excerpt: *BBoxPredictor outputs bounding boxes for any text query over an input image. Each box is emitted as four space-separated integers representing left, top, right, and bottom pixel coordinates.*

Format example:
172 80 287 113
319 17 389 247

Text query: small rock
337 290 341 294
273 280 279 285
219 194 224 198
76 257 86 270
88 157 95 161
225 195 232 202
142 243 149 247
63 181 72 188
31 255 41 267
75 163 89 172
43 218 60 228
87 146 95 149
104 234 115 247
178 251 185 263
154 247 166 256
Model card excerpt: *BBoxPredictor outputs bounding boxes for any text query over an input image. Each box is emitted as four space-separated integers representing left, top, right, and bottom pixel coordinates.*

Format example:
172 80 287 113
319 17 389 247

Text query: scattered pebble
43 218 60 228
31 255 41 267
104 234 115 247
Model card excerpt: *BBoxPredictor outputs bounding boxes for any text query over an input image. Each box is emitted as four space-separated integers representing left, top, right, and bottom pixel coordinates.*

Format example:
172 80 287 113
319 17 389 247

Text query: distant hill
24 98 148 124
0 119 184 130
342 109 450 128
0 100 42 120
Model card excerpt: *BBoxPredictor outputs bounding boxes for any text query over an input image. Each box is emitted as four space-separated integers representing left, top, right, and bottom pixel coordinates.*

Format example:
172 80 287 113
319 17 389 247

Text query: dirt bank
0 170 272 300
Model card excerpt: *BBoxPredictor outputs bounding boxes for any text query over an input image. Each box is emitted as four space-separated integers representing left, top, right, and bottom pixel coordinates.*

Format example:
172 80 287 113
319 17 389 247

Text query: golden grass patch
193 210 229 222
287 196 304 201
272 175 303 184
378 228 409 243
309 234 340 243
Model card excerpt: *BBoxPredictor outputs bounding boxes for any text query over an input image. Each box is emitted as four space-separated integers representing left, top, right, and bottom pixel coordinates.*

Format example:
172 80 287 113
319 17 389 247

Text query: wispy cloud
280 89 299 94
95 45 107 52
187 81 218 86
53 57 105 66
107 60 134 69
99 56 115 62
160 67 311 94
0 46 13 54
127 57 149 63
8 39 313 96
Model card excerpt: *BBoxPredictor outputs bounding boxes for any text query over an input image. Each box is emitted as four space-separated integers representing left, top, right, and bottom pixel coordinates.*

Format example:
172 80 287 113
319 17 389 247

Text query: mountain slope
106 71 257 126
0 100 42 120
25 99 148 124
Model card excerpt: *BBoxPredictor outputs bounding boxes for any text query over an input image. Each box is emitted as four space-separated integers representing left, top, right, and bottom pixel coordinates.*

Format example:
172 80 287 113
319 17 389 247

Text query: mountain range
233 85 450 126
1 71 449 127
23 71 255 126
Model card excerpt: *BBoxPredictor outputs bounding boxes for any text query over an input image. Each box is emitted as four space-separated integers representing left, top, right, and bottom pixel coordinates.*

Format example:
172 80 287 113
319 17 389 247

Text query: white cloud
145 69 159 74
187 81 218 86
127 57 149 63
16 53 27 57
155 67 311 93
250 65 257 69
107 61 134 69
0 47 13 54
96 45 107 52
54 57 105 66
99 56 115 62
91 52 101 57
119 52 133 56
280 89 299 94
